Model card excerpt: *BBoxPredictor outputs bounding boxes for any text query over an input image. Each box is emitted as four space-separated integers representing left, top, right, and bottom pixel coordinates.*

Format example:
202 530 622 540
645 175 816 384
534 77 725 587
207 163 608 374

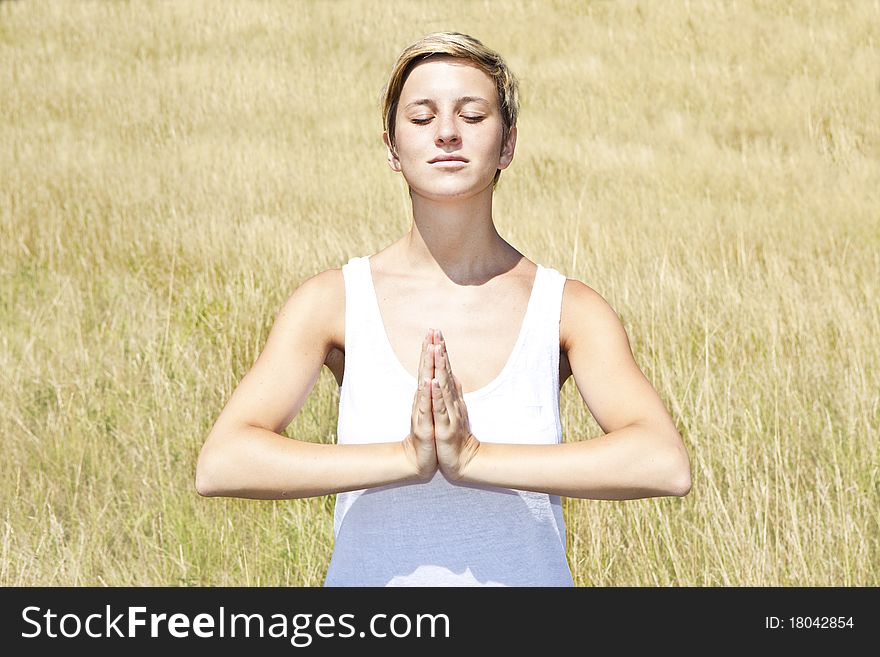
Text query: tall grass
2 0 877 585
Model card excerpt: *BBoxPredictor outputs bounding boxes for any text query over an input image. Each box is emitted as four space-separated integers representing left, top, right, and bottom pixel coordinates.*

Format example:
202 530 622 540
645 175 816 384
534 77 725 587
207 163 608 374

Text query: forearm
196 423 420 500
459 422 691 500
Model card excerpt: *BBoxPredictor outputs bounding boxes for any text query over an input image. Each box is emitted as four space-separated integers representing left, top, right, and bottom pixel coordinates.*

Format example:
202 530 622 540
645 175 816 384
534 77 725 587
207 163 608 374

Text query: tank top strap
542 267 567 395
521 265 566 351
510 265 567 408
340 255 382 352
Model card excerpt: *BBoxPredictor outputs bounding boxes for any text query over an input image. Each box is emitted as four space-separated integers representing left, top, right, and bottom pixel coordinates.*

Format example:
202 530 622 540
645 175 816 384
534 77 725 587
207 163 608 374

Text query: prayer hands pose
403 329 481 481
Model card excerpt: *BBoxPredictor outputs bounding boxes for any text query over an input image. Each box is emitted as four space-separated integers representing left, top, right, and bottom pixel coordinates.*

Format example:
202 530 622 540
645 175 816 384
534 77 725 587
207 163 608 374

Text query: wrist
401 435 436 482
448 433 482 483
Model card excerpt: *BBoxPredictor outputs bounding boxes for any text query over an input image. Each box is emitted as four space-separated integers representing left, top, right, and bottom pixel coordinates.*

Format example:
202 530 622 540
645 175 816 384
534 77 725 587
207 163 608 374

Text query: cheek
392 127 423 159
487 125 505 153
467 122 503 152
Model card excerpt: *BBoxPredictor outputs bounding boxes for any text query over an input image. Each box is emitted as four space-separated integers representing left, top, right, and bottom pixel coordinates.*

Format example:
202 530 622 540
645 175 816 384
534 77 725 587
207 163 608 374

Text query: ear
383 131 402 172
498 125 517 170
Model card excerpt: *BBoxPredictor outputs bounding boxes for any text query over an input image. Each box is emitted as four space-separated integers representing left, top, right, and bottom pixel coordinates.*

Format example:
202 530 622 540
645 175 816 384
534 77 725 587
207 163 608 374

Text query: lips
428 155 469 164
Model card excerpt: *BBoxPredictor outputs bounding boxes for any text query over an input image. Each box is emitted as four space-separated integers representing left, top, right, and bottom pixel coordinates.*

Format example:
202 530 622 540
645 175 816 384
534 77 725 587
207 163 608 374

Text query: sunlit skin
383 55 515 204
196 56 691 502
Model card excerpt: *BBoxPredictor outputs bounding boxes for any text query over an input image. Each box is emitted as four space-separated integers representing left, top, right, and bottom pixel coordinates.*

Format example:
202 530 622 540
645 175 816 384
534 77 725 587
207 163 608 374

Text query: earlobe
498 125 517 169
382 131 402 172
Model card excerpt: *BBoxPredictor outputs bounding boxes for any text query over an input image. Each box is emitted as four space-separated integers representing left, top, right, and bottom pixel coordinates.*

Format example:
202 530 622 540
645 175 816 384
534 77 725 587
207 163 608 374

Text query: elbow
195 424 242 497
194 458 214 497
670 467 692 497
665 443 692 497
639 424 692 498
195 449 225 497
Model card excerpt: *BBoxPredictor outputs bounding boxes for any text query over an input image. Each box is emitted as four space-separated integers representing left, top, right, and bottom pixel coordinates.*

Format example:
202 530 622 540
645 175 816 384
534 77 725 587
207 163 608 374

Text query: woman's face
385 56 516 200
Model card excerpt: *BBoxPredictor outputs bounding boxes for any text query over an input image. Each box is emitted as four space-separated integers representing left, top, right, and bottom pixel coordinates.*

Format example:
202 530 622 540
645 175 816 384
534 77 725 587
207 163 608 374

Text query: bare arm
194 269 427 500
455 279 692 500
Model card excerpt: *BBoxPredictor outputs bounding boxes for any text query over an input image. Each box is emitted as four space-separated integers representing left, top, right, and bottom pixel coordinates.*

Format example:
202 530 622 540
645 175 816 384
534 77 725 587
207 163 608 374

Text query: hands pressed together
403 328 481 481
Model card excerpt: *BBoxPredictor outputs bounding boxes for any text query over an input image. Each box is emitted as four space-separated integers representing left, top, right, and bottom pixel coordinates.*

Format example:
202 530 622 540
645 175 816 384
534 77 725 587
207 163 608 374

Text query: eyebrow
403 96 491 110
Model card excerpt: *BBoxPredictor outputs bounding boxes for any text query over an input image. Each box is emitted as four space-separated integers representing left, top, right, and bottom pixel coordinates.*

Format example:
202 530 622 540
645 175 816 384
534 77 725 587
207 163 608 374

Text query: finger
432 329 443 373
435 342 455 400
434 334 456 396
431 376 449 424
419 329 433 383
437 330 453 373
418 377 433 427
440 339 452 378
419 373 431 409
425 332 438 395
413 332 428 411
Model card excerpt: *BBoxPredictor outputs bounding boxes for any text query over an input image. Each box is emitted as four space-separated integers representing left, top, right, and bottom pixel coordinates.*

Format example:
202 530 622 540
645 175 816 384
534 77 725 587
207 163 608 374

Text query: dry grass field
1 0 878 586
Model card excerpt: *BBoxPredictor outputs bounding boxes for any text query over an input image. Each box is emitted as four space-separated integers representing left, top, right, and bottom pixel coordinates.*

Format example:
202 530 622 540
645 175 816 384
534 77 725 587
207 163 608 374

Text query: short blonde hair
380 32 520 187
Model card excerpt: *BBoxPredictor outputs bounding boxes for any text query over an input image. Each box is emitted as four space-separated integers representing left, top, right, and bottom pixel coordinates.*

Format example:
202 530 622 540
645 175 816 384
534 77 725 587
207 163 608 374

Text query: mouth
428 156 469 164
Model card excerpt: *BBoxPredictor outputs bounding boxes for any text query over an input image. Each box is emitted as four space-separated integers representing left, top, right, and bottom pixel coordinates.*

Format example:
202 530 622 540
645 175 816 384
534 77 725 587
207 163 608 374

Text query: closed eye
410 116 486 125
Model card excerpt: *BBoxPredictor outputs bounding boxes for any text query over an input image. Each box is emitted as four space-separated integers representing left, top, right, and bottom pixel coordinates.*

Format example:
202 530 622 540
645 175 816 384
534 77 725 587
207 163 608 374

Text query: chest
374 274 534 395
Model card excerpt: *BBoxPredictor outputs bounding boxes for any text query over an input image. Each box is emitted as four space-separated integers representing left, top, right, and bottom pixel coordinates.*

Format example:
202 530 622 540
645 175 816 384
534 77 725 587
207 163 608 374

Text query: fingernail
437 329 443 340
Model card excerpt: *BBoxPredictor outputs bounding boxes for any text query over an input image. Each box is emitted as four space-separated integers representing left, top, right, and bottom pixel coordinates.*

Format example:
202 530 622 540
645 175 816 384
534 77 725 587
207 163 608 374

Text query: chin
406 176 493 201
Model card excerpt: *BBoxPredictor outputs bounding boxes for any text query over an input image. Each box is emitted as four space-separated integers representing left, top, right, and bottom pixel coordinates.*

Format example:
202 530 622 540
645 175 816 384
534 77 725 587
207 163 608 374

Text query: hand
430 330 481 481
402 329 439 480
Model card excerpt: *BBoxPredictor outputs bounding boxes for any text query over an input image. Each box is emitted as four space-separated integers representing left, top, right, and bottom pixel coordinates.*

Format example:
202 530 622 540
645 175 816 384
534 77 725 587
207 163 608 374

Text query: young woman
195 32 691 586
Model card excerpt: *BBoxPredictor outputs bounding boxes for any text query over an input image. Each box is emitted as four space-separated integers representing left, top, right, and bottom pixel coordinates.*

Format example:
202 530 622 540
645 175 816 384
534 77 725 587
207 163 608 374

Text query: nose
434 113 460 146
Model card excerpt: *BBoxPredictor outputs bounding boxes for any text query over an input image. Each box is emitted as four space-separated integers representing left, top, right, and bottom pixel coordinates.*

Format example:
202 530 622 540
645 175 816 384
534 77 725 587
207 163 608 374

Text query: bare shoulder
201 266 346 437
560 278 626 355
276 267 345 354
560 277 682 437
291 266 344 301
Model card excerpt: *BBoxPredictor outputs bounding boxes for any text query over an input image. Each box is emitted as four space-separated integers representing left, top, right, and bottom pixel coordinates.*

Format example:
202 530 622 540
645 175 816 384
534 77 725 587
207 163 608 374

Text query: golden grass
2 0 877 585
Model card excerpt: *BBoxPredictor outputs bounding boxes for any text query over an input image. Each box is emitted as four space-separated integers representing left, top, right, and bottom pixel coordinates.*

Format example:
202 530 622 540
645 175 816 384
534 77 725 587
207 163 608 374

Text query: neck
401 186 518 285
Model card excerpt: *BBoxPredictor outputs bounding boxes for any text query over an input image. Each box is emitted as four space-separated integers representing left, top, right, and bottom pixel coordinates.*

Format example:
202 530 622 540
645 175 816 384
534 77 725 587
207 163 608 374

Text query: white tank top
324 255 574 586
